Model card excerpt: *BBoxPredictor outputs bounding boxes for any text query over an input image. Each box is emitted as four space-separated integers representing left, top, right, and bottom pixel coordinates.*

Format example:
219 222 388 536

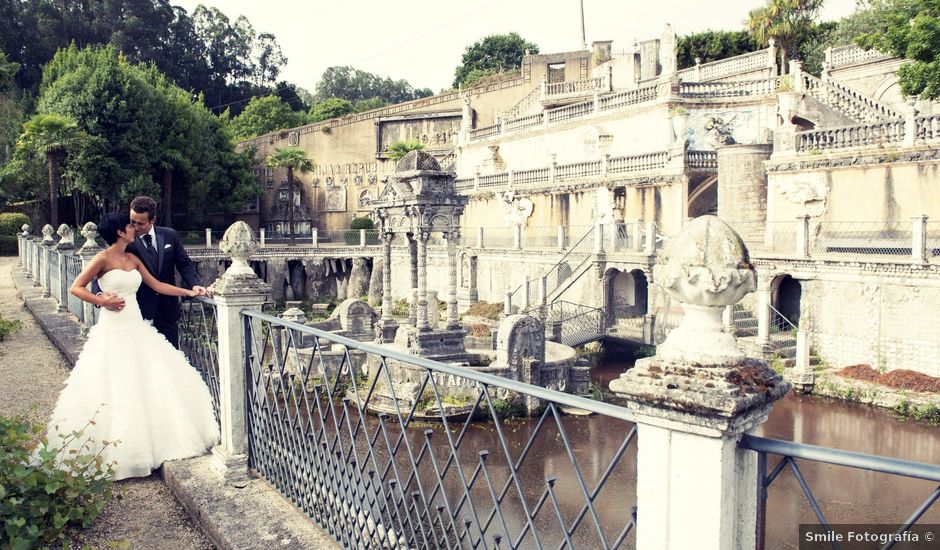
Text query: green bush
0 314 21 341
0 235 18 256
349 217 374 230
0 414 114 549
0 213 29 236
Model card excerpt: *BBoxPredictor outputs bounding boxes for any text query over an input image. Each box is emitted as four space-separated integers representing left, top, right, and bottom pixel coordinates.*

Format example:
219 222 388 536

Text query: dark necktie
143 234 156 262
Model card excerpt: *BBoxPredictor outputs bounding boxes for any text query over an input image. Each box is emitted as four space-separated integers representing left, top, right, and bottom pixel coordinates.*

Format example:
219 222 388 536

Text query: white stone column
795 215 810 258
415 230 430 330
311 227 318 247
359 229 366 248
644 222 656 254
55 224 76 313
556 226 566 249
259 228 266 248
19 225 31 274
756 282 772 348
610 216 788 550
476 226 484 248
904 103 919 147
77 223 102 334
31 238 41 286
446 230 460 329
912 215 928 262
378 231 398 343
208 222 271 484
594 223 605 254
512 224 522 250
40 225 55 298
205 228 212 248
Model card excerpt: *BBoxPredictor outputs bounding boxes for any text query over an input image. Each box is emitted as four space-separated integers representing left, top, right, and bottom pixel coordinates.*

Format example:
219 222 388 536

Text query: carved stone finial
218 221 258 276
41 224 55 244
20 224 30 236
653 215 755 364
56 224 75 248
79 222 102 253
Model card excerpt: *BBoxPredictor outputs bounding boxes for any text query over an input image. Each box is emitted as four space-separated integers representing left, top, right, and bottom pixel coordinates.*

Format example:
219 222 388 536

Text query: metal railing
179 297 221 424
509 225 595 309
544 301 607 347
241 310 639 549
741 434 940 550
810 220 909 257
64 253 84 322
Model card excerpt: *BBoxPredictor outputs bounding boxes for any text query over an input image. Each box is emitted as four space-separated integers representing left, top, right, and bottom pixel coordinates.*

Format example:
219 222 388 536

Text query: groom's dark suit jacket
128 226 199 329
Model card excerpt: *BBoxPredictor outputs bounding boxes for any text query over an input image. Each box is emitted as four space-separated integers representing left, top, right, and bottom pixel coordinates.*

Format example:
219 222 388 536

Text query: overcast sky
170 0 859 95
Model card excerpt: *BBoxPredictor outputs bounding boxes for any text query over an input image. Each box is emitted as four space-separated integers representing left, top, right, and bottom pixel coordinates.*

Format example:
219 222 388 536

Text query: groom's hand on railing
192 286 208 297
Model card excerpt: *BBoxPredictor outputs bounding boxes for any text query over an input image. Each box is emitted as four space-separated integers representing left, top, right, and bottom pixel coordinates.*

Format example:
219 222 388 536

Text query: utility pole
579 0 587 50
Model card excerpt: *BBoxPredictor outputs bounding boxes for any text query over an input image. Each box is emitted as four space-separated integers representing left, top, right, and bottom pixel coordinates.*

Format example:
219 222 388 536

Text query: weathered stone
346 258 371 299
368 258 383 305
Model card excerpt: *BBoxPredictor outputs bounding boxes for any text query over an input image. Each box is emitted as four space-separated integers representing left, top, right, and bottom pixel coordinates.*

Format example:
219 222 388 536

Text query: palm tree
748 0 823 73
386 139 425 161
265 147 314 242
16 114 83 227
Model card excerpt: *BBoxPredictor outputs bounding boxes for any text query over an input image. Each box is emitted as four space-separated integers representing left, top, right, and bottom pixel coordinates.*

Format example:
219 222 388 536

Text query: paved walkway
0 257 214 550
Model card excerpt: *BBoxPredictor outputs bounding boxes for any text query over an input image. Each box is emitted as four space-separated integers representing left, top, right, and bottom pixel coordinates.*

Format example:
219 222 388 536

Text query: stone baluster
19 225 30 273
55 224 76 312
78 223 102 334
31 235 40 285
40 224 55 298
512 224 522 250
446 229 460 329
415 230 430 331
208 222 271 483
610 216 788 550
904 101 919 147
644 222 655 254
311 228 318 247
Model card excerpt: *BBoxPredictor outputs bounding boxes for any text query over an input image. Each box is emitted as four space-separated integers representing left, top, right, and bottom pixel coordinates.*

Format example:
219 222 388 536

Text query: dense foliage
748 0 825 70
6 44 260 227
0 414 114 548
452 33 539 88
677 30 761 69
314 66 433 106
227 95 306 142
855 0 940 99
0 0 289 115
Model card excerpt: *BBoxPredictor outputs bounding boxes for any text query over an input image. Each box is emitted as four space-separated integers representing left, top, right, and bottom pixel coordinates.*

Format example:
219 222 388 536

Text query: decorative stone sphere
219 221 258 276
653 215 755 308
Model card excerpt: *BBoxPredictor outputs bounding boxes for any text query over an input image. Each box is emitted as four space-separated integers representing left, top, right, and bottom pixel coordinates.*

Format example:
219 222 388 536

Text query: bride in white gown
48 212 219 480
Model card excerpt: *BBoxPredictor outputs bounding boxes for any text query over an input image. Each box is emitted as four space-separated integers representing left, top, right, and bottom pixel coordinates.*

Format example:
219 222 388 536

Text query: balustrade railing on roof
608 151 669 174
547 100 594 124
544 75 608 99
597 84 660 112
683 150 717 170
512 167 550 185
828 44 893 67
555 160 601 181
469 124 499 140
478 173 508 188
504 113 543 132
454 178 474 191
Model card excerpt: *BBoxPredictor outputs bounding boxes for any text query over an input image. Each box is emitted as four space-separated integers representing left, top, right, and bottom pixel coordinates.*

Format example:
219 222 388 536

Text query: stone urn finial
41 224 55 244
20 224 30 236
79 222 101 253
56 224 75 248
653 215 755 364
219 221 258 276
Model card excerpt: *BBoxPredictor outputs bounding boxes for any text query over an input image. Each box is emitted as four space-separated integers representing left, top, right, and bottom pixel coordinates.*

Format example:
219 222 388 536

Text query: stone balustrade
827 44 893 68
678 77 778 98
677 47 775 82
543 73 610 101
916 114 940 142
802 73 902 122
796 119 906 152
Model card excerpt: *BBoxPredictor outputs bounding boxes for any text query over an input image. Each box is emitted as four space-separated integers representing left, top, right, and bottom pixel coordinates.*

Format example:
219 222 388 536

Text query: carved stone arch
688 174 718 218
429 214 450 228
873 75 902 105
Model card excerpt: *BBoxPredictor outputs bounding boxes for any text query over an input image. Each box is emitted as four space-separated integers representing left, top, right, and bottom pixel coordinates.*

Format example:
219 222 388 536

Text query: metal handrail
240 309 637 422
740 435 940 482
509 224 595 306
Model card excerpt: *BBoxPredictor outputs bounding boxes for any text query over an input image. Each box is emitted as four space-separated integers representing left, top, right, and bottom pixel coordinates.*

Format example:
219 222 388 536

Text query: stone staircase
800 73 903 123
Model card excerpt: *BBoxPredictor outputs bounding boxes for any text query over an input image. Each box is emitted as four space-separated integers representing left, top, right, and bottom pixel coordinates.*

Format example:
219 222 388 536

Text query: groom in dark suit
100 196 206 347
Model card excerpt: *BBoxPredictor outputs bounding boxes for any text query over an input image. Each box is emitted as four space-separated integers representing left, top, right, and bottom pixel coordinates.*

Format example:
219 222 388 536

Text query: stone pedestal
394 324 469 363
610 216 790 550
208 222 272 484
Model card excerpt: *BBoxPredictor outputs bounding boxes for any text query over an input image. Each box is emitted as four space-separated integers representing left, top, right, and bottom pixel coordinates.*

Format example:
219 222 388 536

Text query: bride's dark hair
98 212 131 245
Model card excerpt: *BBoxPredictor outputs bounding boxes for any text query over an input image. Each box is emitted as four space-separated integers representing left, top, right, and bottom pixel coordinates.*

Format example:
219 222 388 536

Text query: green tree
386 139 425 161
14 113 84 226
315 65 432 104
307 97 354 123
265 147 313 241
453 33 539 88
227 95 305 141
748 0 825 72
856 0 940 99
677 30 761 69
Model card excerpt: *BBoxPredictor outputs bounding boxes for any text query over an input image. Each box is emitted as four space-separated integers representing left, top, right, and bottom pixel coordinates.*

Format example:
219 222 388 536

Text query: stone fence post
78 223 102 334
259 228 266 248
40 224 55 298
55 224 75 312
208 222 272 483
611 216 789 550
644 222 655 254
18 225 30 273
795 215 810 258
512 225 522 250
904 103 920 148
594 223 605 254
311 227 318 247
556 226 566 249
476 226 484 248
912 215 928 262
205 228 212 248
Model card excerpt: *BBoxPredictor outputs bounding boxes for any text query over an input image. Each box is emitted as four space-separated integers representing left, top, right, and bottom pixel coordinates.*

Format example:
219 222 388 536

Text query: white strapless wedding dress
47 269 219 480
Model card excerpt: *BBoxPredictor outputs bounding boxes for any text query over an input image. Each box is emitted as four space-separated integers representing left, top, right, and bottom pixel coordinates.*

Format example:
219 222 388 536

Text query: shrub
349 217 374 230
0 414 114 548
0 235 18 256
0 314 21 341
465 301 503 321
0 213 29 236
468 324 492 338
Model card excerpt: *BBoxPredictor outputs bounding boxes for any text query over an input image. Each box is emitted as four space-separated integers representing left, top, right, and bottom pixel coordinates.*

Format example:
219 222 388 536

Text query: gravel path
0 257 215 550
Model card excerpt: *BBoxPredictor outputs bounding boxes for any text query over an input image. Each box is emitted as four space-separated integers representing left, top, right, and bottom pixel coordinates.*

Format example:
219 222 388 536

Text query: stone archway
772 274 801 326
606 268 648 321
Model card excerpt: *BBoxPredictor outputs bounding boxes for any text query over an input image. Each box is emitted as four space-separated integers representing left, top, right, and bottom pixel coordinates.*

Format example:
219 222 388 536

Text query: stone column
55 224 76 312
78 223 102 334
446 229 460 329
415 230 430 331
208 222 271 483
717 144 773 241
912 215 928 262
377 232 399 342
795 215 810 258
19 225 31 274
31 237 40 286
756 280 772 350
610 216 789 550
40 224 55 298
